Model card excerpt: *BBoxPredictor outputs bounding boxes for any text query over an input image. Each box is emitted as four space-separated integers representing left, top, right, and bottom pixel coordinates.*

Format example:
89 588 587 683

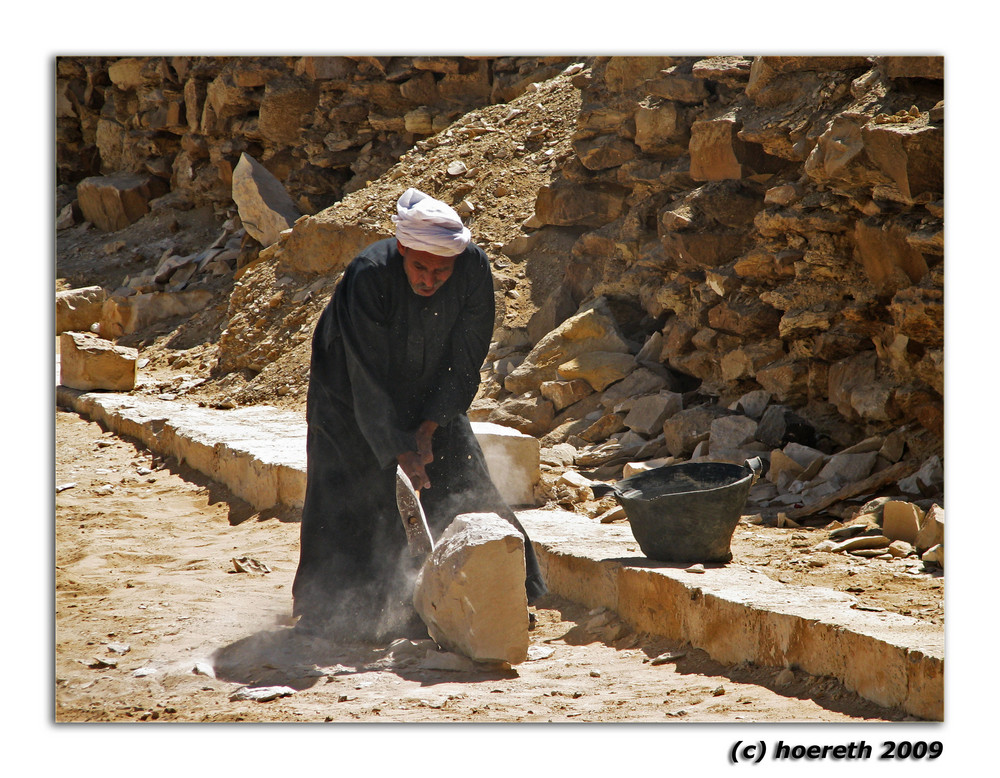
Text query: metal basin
592 457 762 563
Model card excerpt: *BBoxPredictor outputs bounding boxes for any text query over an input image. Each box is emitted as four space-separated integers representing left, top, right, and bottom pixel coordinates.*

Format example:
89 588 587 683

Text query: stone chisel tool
395 465 435 557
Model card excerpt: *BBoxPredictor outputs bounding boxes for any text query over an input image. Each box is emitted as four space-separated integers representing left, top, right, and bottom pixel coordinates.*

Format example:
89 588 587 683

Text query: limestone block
767 449 804 489
557 351 636 392
634 102 682 154
540 379 593 412
624 391 683 437
99 290 214 338
731 389 771 420
573 135 638 171
258 78 319 145
882 501 924 545
59 332 137 391
580 412 627 444
505 300 630 395
862 122 943 202
232 152 301 248
487 392 555 438
709 414 758 453
77 174 161 232
56 286 107 334
472 421 541 507
662 405 729 458
532 183 628 228
816 451 879 487
914 504 944 552
854 218 930 293
599 367 669 409
413 513 529 664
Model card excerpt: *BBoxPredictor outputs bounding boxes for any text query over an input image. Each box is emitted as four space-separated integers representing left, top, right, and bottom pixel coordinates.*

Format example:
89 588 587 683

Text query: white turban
391 188 471 257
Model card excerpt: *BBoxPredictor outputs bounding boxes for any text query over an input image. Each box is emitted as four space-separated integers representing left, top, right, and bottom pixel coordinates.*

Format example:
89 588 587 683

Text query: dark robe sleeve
421 251 495 427
336 260 418 468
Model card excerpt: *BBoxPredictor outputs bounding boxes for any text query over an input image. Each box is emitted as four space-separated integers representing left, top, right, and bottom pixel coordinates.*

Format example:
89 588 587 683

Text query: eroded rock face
413 512 529 665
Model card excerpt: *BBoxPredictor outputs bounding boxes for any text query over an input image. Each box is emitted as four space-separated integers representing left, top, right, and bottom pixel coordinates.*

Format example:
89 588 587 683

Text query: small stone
447 160 468 176
685 563 706 574
650 650 686 665
56 482 77 493
229 685 295 702
775 668 795 686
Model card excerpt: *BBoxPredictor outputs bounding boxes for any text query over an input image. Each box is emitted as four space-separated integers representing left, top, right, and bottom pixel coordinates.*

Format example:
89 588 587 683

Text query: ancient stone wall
528 56 943 450
56 55 577 214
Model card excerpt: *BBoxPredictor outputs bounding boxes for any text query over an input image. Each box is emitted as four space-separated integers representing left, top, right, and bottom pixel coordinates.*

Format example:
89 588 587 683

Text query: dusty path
55 406 907 727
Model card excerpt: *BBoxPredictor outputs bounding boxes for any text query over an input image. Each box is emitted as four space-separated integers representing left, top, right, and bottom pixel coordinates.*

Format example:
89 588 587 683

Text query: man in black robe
292 188 546 640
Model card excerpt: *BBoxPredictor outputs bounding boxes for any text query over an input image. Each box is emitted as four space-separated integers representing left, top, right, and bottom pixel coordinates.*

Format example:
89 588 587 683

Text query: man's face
399 241 457 297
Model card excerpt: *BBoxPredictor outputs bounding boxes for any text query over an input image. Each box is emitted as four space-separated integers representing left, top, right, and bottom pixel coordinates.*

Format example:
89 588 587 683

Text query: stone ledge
55 385 943 719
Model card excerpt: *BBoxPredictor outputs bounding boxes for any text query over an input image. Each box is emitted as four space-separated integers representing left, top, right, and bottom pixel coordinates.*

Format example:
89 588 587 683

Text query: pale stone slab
472 421 540 507
413 513 529 664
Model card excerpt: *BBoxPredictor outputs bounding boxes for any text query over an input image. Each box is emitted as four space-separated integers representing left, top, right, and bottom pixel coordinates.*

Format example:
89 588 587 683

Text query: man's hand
398 420 439 491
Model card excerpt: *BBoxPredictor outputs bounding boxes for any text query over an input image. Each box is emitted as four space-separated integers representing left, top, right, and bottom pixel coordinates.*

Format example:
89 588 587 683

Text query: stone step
54 384 943 720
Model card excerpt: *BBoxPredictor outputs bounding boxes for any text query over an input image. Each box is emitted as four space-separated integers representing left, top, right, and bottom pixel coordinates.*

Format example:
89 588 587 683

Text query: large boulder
413 513 529 665
231 152 301 248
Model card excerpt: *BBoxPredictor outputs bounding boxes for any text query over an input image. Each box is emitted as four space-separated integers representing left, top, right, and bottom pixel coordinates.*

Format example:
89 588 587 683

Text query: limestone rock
540 379 593 412
504 299 630 395
59 332 137 391
258 78 319 145
557 351 636 392
232 152 301 248
77 174 164 232
599 367 670 409
99 290 215 338
56 286 107 334
487 392 555 438
413 513 529 665
882 500 924 545
914 504 944 552
472 421 540 507
623 391 683 437
709 414 758 453
662 405 729 458
816 451 879 487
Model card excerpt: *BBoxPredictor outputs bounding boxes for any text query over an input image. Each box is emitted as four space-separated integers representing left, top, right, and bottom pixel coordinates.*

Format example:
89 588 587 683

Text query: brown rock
533 183 628 227
56 286 107 334
232 153 301 248
882 500 924 545
539 379 593 412
862 122 943 202
557 351 636 392
59 332 137 391
77 174 162 232
258 78 320 145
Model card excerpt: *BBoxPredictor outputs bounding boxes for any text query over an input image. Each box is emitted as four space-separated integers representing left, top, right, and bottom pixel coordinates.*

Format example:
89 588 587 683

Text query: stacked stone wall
528 55 943 449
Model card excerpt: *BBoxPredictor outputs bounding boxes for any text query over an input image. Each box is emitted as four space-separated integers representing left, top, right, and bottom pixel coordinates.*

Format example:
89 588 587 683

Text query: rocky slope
55 55 944 529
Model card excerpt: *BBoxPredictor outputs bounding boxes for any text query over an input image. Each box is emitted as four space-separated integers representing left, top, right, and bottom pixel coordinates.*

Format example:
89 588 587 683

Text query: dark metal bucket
592 457 762 563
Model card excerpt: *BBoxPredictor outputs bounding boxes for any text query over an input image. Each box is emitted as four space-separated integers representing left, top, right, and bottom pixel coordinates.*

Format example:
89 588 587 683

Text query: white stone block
413 512 529 664
472 421 540 506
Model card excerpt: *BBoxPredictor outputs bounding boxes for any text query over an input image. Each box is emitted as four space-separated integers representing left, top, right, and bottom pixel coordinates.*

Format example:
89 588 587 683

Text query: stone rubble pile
57 55 577 217
514 55 943 469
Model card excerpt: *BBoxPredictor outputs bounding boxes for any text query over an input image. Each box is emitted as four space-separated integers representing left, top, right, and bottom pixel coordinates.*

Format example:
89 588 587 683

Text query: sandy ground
55 405 915 727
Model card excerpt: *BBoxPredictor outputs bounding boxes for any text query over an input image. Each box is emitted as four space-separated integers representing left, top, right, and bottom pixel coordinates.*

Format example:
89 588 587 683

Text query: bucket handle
590 456 763 500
